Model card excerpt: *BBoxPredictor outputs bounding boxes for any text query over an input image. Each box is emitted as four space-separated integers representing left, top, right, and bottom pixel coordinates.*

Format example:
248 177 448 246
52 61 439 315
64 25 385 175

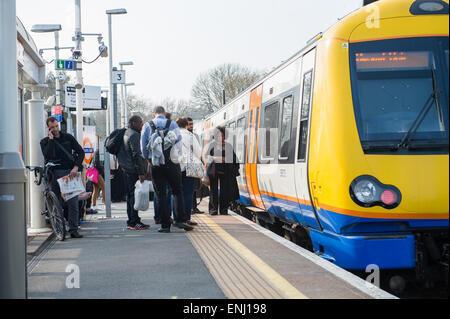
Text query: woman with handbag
176 117 203 226
204 126 240 215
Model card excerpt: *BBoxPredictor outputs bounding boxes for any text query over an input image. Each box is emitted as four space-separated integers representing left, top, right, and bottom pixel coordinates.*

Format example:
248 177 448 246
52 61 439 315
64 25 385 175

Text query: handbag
86 167 99 184
201 172 210 187
186 140 204 179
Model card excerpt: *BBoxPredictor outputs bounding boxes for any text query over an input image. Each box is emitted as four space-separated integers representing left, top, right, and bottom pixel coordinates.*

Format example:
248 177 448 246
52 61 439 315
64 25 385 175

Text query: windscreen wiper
398 68 441 149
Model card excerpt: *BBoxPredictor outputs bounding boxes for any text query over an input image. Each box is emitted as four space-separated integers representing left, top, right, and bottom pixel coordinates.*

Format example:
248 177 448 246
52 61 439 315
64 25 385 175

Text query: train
194 0 449 290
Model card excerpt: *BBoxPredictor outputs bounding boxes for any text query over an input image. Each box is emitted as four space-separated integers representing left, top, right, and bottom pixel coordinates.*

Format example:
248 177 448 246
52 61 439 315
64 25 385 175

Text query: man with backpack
141 106 193 233
115 115 149 230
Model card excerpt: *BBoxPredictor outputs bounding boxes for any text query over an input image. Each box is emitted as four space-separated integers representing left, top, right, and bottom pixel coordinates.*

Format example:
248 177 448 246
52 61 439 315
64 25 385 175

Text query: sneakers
173 222 194 231
70 232 83 238
127 223 150 230
186 220 198 226
158 227 170 233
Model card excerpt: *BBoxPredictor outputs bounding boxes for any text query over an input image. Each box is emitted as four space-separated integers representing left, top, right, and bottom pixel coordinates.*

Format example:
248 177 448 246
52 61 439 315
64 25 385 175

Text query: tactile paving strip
187 215 305 299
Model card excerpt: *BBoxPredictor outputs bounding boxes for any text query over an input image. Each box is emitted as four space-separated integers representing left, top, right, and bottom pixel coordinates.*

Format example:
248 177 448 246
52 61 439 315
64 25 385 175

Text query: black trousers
123 172 142 226
192 178 199 210
151 161 186 229
50 169 80 234
208 173 228 214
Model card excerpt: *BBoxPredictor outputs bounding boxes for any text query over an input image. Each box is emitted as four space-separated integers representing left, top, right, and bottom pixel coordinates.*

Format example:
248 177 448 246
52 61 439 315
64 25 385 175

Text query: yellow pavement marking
196 214 308 299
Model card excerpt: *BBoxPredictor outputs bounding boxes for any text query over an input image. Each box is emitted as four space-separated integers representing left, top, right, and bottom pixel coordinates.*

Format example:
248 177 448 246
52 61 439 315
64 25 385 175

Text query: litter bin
0 152 27 298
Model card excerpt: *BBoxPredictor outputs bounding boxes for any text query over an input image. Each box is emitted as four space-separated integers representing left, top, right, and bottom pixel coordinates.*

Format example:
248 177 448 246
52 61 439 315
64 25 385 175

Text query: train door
245 85 265 209
235 114 252 205
294 49 322 229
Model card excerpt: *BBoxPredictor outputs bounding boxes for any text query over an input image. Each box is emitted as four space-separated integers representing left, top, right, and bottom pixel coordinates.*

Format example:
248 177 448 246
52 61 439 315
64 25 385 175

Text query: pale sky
16 0 363 103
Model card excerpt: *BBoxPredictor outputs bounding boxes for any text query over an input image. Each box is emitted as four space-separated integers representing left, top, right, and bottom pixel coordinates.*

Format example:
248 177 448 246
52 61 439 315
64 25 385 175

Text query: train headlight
419 2 444 11
350 175 402 209
353 180 378 204
410 0 449 15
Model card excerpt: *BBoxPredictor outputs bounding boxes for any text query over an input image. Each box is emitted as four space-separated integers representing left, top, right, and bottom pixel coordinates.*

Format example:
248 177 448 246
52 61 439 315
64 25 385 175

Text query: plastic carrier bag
134 180 150 211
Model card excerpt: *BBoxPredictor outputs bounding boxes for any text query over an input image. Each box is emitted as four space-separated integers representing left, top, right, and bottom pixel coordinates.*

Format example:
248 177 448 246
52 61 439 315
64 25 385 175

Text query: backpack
105 128 126 155
148 119 172 162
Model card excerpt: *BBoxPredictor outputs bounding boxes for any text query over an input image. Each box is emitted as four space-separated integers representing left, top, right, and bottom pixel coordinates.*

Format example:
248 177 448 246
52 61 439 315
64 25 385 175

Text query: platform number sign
112 70 126 84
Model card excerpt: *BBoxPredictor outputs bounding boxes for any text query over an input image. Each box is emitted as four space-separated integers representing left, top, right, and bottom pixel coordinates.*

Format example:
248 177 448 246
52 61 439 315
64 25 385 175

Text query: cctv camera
72 49 82 59
99 44 108 58
45 95 56 106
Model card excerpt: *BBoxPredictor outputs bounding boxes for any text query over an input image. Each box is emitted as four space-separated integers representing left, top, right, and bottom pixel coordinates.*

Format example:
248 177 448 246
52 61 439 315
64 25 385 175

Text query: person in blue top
141 106 194 233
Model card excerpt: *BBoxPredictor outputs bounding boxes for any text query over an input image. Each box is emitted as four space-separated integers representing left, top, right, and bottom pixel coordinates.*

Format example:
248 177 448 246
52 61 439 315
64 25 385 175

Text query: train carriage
196 0 449 287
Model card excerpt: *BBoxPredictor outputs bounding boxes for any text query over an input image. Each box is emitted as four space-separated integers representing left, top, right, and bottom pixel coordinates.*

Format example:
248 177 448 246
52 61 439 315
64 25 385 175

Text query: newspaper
57 172 85 201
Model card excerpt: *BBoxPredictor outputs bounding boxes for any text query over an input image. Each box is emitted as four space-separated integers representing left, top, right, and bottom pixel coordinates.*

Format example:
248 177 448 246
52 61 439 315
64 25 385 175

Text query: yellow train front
308 0 449 282
198 0 449 287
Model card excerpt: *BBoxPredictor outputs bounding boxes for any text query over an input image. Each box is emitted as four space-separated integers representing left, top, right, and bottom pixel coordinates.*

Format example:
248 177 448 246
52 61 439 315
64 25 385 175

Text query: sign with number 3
112 70 126 84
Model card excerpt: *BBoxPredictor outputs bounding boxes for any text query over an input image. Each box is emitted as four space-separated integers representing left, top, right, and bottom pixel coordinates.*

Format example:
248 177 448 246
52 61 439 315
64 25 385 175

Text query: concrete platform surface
27 200 396 299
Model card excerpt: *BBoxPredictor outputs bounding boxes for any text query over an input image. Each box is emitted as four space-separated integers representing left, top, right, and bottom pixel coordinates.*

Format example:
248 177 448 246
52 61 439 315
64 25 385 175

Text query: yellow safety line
197 214 308 299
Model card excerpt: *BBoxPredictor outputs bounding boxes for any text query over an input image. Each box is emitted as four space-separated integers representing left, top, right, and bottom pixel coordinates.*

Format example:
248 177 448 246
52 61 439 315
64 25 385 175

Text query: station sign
56 59 82 71
112 70 126 84
83 126 97 165
65 84 102 110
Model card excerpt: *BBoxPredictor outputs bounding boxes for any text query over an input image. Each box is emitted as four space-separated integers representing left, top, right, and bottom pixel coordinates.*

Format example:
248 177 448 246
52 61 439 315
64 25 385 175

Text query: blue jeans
174 171 196 223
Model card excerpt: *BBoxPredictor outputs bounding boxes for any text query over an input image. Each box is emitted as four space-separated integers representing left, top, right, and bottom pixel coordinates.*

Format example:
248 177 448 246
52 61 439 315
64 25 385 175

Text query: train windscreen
350 37 449 153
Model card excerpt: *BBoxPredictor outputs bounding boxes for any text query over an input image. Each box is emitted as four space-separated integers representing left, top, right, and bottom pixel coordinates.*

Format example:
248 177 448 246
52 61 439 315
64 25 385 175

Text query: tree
191 63 265 115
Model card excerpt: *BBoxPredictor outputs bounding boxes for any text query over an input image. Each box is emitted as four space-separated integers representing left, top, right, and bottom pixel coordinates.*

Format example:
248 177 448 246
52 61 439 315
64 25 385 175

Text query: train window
247 110 253 163
279 96 294 159
229 121 236 151
350 37 449 154
298 71 313 161
236 117 246 163
262 102 279 159
253 107 260 164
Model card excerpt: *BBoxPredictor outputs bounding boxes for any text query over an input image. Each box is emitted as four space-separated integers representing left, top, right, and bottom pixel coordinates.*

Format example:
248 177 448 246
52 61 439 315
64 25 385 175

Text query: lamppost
119 61 133 127
124 82 135 124
31 24 76 134
106 8 127 135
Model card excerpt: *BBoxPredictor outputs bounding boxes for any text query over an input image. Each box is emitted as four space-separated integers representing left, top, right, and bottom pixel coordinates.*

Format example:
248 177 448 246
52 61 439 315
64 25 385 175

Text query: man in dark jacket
40 116 85 238
117 115 149 230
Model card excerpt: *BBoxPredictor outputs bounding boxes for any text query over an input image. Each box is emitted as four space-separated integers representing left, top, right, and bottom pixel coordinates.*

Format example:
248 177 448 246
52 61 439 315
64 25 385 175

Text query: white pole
124 84 129 124
26 89 50 234
105 13 114 219
0 0 19 153
120 65 126 128
108 14 114 134
54 31 61 106
56 30 73 135
0 0 27 299
74 0 84 144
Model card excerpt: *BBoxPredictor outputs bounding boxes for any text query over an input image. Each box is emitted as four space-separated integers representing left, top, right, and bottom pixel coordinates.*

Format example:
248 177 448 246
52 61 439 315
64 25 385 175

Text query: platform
27 200 396 299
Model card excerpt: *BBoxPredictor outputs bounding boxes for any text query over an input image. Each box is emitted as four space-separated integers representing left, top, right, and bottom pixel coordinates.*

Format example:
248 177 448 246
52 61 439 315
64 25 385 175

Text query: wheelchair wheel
45 192 66 241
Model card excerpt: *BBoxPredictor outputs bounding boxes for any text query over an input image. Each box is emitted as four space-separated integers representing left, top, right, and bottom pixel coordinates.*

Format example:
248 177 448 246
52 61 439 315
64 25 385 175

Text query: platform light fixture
31 24 62 33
